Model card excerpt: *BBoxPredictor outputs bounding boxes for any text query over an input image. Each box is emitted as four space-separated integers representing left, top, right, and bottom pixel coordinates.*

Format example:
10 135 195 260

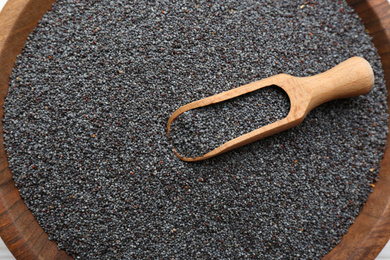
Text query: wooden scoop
167 57 374 162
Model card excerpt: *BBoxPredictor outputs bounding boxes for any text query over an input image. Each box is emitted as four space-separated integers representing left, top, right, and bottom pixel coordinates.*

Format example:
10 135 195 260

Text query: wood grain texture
0 0 389 259
168 57 374 162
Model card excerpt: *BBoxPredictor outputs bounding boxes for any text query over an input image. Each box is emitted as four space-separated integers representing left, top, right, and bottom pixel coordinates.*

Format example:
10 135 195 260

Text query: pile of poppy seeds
3 0 389 259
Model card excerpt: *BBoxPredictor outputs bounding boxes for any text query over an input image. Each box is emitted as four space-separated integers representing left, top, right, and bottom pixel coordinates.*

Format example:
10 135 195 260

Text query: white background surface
0 0 389 259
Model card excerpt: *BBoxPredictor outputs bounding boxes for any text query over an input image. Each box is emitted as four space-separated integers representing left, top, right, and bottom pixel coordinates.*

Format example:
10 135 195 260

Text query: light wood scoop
167 57 374 162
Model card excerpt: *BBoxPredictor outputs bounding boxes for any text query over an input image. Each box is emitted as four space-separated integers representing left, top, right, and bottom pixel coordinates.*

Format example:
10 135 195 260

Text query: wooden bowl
0 0 389 259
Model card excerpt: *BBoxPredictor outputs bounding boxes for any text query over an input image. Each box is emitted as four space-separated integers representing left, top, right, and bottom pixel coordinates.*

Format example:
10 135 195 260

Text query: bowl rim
0 0 389 259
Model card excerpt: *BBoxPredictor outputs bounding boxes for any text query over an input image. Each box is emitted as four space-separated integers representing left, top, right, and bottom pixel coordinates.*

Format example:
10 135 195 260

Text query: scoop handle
301 57 374 111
